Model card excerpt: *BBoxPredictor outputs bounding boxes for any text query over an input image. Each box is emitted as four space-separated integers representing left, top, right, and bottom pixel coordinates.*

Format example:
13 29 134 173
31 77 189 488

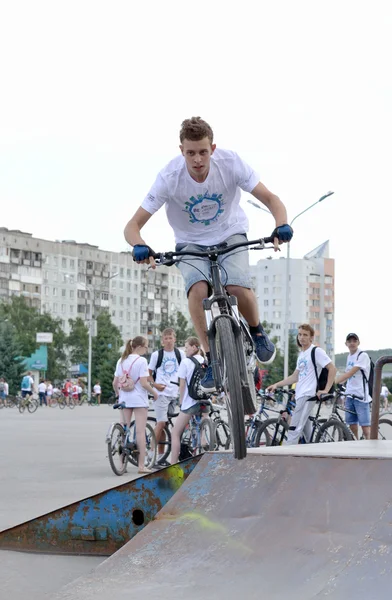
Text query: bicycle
152 235 275 460
332 391 392 441
106 402 157 476
79 393 98 406
180 401 216 457
209 402 231 450
4 395 21 408
18 393 39 414
255 391 353 446
58 395 76 409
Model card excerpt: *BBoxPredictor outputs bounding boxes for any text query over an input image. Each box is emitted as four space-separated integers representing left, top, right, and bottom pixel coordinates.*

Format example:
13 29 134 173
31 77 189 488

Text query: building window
273 275 281 283
70 259 75 269
45 286 49 296
127 312 131 321
62 258 67 268
273 287 281 294
53 273 57 282
53 303 57 312
127 297 131 306
264 288 268 294
134 298 138 306
62 289 66 297
127 282 131 292
264 300 268 306
69 305 74 314
53 257 58 266
120 310 124 319
127 269 131 277
119 297 124 305
120 281 124 290
120 268 124 277
112 281 116 289
273 299 281 306
52 288 57 296
273 311 281 319
61 304 66 313
70 290 74 299
112 310 116 317
264 276 269 282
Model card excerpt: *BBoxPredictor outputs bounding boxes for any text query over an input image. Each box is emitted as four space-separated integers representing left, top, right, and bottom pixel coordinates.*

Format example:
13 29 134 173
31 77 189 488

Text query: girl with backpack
113 336 158 474
170 336 209 464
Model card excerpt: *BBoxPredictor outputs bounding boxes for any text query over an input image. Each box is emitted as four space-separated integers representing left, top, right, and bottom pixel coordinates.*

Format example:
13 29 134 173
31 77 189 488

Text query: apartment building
0 228 189 348
251 241 335 357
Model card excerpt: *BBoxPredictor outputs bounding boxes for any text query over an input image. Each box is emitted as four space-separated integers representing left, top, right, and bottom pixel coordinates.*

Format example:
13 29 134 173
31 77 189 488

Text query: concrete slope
55 446 392 600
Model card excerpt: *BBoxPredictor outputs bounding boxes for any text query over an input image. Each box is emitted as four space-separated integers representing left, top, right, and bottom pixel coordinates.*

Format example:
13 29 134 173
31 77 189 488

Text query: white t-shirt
46 384 53 396
345 349 371 402
71 385 79 398
38 382 47 393
93 384 101 395
115 354 150 408
178 355 205 411
142 149 259 245
296 345 331 399
77 385 83 394
148 349 185 398
381 385 390 397
21 375 34 391
4 382 9 396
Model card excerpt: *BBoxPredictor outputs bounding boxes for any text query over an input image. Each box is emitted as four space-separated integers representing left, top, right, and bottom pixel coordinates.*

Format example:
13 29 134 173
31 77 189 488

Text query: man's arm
251 182 288 227
124 207 156 267
317 362 337 397
267 370 299 392
336 366 360 385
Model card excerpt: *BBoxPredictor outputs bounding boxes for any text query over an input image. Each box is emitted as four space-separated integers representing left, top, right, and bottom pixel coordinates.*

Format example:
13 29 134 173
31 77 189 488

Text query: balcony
11 257 20 264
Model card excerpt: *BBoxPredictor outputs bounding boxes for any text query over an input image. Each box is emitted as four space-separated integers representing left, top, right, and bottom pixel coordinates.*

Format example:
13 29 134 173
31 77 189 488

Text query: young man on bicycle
125 116 293 390
335 333 372 440
266 324 336 444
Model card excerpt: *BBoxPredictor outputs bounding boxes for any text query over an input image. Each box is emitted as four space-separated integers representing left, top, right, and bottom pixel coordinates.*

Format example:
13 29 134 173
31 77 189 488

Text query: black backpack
152 347 182 381
311 347 334 394
357 351 374 398
187 356 209 401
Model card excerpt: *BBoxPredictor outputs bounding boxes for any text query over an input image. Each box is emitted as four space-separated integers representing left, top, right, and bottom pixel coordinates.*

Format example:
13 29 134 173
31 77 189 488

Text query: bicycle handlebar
152 236 275 266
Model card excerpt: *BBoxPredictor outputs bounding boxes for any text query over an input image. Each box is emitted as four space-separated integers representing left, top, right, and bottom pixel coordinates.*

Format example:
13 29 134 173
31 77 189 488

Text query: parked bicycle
255 390 353 446
153 235 275 460
332 390 392 441
179 400 216 458
79 393 98 406
106 402 157 476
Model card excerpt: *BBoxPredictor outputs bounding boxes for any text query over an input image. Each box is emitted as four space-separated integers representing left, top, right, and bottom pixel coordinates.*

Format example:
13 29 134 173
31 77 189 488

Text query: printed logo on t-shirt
298 358 309 379
183 192 225 226
347 359 355 380
160 356 178 376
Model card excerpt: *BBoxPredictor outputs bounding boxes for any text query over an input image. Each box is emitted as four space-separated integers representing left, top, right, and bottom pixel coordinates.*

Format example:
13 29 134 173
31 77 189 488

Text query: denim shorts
345 396 371 426
181 402 210 416
175 233 252 295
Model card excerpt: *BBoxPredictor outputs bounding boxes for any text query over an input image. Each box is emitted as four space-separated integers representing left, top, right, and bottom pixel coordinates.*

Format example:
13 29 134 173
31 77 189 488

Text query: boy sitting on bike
170 337 209 464
125 116 293 391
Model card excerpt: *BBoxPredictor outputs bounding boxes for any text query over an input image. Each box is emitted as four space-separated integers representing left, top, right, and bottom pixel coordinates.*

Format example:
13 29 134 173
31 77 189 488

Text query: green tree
0 296 38 356
92 312 122 400
288 333 299 374
67 318 89 365
159 311 196 345
0 320 25 394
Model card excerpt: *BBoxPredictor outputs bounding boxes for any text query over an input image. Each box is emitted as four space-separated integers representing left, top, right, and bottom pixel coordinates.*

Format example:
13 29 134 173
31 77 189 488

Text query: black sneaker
157 458 171 467
252 329 276 365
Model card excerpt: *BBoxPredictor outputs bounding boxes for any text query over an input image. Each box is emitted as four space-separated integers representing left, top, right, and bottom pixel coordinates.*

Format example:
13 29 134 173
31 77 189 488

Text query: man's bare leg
188 281 209 351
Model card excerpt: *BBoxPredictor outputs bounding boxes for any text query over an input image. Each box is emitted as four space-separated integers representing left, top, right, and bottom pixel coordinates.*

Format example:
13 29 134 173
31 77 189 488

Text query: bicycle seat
113 402 126 410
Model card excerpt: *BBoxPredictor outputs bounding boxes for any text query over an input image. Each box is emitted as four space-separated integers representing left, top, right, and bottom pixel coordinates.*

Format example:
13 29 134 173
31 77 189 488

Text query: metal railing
370 355 392 439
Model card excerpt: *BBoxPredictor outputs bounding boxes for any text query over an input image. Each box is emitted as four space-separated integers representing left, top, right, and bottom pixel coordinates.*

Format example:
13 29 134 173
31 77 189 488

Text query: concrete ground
0 402 390 599
0 404 139 599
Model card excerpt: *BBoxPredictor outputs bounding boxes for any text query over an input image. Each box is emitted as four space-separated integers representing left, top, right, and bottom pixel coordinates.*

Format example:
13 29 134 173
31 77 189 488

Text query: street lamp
283 191 334 378
79 273 118 399
246 199 272 214
248 191 335 378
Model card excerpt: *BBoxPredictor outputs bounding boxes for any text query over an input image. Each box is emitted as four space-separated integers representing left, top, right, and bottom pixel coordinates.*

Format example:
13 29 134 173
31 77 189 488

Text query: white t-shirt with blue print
296 344 331 400
148 349 185 398
345 349 371 402
142 148 259 246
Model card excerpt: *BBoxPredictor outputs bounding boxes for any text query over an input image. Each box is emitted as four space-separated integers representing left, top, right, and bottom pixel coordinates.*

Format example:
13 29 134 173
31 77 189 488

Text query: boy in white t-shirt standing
336 333 372 440
148 328 185 467
126 117 294 392
267 324 336 444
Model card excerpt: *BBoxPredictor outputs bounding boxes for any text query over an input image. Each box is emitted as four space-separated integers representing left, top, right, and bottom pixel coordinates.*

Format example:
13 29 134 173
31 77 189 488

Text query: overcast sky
1 0 391 353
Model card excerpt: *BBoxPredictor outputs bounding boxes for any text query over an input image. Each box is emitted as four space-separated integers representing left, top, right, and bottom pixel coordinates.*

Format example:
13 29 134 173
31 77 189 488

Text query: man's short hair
180 117 214 143
297 324 315 348
161 328 176 337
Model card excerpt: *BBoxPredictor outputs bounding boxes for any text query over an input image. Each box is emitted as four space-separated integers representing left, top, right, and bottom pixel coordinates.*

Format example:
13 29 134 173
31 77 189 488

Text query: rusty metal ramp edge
54 451 392 600
0 456 201 556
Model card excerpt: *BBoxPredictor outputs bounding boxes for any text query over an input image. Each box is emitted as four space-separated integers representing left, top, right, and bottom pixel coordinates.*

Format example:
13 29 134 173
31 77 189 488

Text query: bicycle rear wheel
107 423 128 476
127 422 157 468
194 419 216 455
255 418 288 446
68 398 76 409
215 419 230 449
216 318 246 459
315 419 353 442
59 400 66 410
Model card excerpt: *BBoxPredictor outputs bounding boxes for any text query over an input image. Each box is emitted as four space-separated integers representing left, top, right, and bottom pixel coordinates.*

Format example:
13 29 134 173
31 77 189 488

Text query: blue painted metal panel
0 457 201 556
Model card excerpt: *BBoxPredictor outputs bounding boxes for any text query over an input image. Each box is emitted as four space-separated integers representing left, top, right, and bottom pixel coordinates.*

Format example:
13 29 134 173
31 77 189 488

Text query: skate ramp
55 444 392 600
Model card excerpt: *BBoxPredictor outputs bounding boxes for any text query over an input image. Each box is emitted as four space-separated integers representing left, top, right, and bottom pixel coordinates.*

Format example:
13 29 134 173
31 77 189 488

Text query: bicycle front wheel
255 418 288 446
59 400 66 410
216 318 246 459
68 398 76 409
108 423 128 476
19 402 26 414
378 418 392 440
315 419 354 443
215 419 230 450
193 419 216 455
28 399 39 413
